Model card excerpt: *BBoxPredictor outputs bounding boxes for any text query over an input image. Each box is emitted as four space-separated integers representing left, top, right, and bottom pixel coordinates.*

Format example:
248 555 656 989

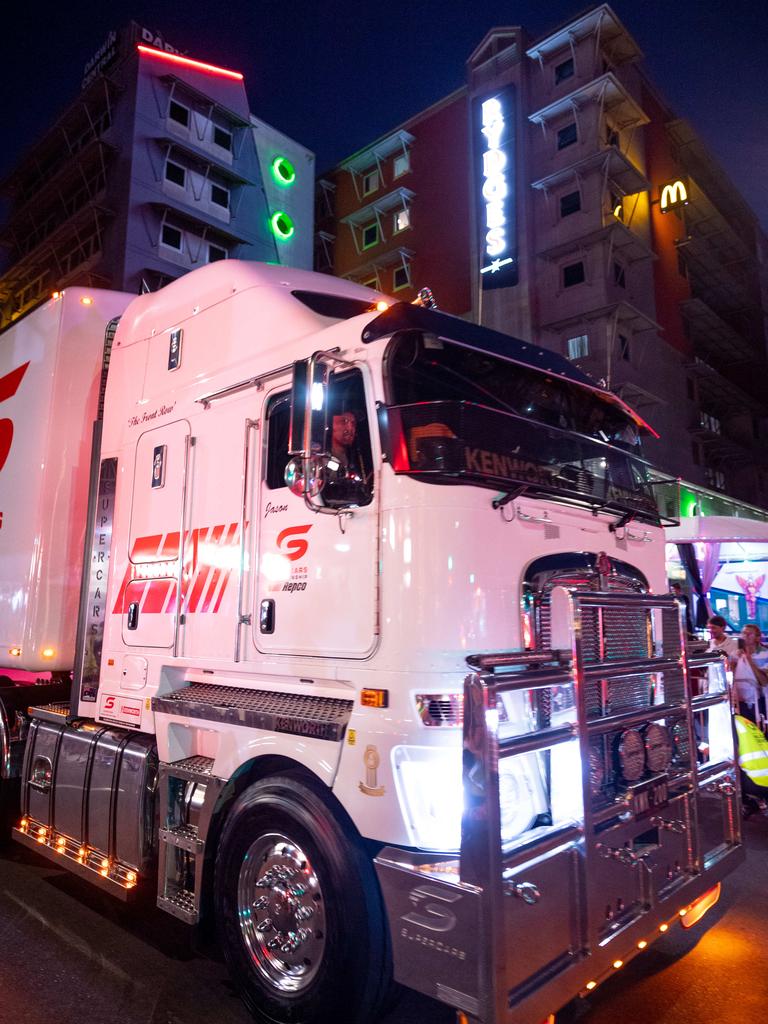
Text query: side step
157 755 225 924
152 683 352 742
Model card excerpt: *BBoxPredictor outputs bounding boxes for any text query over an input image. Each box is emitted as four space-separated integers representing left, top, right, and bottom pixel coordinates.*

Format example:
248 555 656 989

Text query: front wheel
214 773 391 1024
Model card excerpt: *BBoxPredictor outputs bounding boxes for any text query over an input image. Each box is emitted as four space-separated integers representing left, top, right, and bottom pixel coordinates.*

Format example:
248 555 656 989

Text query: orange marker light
659 923 669 932
41 647 55 659
612 959 623 969
585 981 597 991
9 647 21 657
361 688 389 709
375 300 389 312
680 884 721 929
80 296 94 306
637 940 648 950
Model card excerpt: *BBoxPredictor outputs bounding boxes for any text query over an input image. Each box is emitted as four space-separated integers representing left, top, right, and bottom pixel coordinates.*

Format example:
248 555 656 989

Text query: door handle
260 599 275 634
127 601 139 630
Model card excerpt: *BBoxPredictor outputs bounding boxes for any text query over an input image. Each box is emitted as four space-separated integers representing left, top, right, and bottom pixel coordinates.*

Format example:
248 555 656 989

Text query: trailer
0 262 743 1024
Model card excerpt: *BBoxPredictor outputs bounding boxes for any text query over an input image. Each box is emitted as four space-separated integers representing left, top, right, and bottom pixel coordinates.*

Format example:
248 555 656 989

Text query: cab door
121 419 192 649
251 367 379 659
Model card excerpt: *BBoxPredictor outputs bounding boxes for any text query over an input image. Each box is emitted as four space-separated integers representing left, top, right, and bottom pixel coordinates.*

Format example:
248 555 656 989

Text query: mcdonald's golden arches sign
659 178 688 213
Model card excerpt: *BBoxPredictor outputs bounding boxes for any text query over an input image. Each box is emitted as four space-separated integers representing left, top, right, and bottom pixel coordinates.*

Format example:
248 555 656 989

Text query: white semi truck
0 263 743 1024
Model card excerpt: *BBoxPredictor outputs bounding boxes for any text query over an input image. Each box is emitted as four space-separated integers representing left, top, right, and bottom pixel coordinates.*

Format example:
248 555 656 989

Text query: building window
161 224 183 252
557 123 578 150
210 183 230 209
618 333 630 361
169 101 190 128
361 277 378 290
393 264 411 290
567 334 589 359
605 127 620 148
362 169 379 196
562 261 585 288
554 57 574 84
208 243 227 263
164 160 186 188
362 221 379 250
393 152 410 178
394 207 410 233
559 190 581 217
213 126 232 151
613 261 626 288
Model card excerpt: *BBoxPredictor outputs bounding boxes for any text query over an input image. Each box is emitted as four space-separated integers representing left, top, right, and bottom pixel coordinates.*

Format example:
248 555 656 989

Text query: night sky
3 0 767 228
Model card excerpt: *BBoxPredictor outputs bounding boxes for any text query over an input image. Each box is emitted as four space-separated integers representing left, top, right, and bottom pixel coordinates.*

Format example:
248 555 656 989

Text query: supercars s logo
277 524 312 561
0 362 30 473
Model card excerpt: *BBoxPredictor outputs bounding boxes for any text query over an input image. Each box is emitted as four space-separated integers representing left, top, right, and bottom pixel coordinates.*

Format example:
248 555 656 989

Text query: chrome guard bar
458 588 741 1022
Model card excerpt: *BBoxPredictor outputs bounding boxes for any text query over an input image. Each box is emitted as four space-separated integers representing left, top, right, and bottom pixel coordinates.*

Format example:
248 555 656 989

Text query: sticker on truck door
99 693 143 728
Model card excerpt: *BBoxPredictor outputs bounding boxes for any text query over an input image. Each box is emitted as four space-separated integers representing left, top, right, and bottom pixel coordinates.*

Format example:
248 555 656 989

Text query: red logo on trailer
0 362 30 474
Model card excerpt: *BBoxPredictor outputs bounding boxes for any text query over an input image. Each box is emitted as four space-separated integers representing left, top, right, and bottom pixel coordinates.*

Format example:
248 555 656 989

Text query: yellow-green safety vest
734 715 768 789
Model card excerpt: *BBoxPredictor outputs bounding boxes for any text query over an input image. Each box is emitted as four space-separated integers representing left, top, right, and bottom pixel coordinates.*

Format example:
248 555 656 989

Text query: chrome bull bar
375 589 743 1024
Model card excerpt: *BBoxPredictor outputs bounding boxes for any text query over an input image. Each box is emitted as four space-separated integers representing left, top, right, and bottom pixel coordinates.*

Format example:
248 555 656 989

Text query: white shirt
708 636 738 659
732 648 768 707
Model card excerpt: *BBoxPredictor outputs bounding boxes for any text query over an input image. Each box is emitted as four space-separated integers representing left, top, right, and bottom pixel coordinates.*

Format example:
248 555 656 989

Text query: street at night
1 814 766 1024
1 2 768 1023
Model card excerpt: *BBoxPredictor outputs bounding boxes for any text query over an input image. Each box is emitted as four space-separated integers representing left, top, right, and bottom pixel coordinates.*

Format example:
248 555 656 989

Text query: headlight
615 729 645 782
644 723 673 774
392 744 546 852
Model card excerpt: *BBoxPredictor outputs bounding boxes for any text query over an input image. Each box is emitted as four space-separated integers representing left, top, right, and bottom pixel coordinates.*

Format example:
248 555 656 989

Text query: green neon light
271 156 296 186
679 487 698 518
270 211 295 241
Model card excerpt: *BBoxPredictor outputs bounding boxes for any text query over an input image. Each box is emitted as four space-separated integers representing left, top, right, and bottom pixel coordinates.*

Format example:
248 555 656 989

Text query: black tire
214 773 391 1024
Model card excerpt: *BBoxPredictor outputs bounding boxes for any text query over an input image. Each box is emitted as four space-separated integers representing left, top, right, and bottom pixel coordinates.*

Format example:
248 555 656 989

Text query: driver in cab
324 405 371 506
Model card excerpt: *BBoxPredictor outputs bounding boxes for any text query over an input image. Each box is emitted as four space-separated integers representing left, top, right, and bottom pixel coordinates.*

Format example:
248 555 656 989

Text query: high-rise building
317 4 768 509
0 23 314 328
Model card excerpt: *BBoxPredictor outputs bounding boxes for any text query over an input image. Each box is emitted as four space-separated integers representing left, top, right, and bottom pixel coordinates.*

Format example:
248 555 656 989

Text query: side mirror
284 454 327 497
288 357 329 457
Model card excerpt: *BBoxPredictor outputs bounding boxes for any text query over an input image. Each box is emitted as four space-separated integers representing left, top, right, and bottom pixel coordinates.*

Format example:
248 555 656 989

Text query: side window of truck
265 391 291 489
323 369 374 508
264 373 375 505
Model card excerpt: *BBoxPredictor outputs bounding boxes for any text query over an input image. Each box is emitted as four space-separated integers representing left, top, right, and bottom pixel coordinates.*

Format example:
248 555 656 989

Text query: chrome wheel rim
237 832 326 993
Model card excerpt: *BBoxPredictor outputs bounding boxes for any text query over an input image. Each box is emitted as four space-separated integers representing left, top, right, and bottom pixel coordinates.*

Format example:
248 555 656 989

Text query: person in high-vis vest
734 714 768 815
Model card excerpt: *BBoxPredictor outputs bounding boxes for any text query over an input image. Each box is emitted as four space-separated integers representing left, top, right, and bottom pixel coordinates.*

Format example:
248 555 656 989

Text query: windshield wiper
492 485 527 509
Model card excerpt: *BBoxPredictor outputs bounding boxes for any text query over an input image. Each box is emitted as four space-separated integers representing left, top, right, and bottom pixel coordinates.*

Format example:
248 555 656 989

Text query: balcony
680 297 759 366
530 145 649 198
528 72 648 132
526 5 642 67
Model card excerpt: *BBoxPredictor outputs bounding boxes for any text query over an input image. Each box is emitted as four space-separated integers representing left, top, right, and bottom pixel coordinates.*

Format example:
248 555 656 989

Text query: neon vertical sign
476 87 517 289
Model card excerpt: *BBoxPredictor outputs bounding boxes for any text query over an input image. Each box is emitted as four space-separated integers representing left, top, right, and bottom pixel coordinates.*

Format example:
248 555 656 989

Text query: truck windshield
382 332 660 522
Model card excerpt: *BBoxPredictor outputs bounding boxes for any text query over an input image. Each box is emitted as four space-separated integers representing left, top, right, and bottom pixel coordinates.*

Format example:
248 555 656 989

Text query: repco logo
0 362 30 474
277 524 312 561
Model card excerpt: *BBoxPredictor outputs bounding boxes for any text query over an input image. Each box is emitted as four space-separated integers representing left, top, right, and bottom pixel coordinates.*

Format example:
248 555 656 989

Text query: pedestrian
730 623 768 724
706 615 738 658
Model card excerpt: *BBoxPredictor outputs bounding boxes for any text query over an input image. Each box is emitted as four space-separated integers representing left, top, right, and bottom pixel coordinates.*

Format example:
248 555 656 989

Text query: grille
531 569 688 805
416 694 463 727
